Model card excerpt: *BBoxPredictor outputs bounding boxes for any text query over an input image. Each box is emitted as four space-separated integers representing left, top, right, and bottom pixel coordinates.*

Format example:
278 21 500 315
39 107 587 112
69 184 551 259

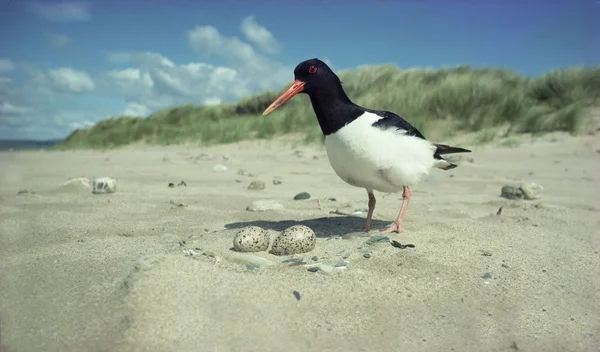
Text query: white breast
324 111 437 193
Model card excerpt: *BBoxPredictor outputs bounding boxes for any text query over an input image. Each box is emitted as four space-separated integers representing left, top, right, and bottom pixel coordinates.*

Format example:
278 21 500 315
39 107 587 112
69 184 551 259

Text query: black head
262 58 344 116
292 58 341 94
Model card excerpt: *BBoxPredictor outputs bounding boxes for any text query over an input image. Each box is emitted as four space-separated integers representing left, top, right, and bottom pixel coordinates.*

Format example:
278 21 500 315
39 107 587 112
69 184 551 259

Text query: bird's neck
307 87 364 136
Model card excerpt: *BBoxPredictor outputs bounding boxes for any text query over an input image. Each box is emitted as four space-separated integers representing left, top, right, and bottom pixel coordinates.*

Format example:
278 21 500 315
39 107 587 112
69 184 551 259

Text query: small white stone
246 200 284 212
92 177 117 194
232 226 270 252
213 164 228 172
270 225 317 256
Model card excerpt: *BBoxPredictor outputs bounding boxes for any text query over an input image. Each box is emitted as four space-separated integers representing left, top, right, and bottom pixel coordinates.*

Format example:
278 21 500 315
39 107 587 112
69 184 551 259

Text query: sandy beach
1 132 599 352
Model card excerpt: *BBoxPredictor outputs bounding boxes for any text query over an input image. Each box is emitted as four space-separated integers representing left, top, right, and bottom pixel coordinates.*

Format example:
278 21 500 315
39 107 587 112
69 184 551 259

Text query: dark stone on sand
168 183 175 188
294 192 311 200
273 179 282 185
501 182 543 200
293 291 301 301
311 256 318 261
307 266 320 272
363 253 371 258
248 180 266 190
481 273 492 279
501 185 523 200
364 234 390 245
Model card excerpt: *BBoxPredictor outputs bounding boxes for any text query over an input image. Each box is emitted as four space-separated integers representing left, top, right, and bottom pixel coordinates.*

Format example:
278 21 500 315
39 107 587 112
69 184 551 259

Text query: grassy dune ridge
56 64 600 149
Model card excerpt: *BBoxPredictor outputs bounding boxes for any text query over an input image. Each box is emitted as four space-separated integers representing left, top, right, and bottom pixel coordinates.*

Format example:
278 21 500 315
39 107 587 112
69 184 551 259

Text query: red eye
308 65 317 74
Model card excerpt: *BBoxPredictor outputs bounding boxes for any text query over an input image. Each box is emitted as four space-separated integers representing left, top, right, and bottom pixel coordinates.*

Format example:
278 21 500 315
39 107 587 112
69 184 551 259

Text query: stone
246 200 284 212
364 234 390 245
232 226 270 252
521 182 543 200
501 182 544 200
270 225 317 256
501 185 523 200
213 164 228 172
273 179 282 185
293 192 311 200
92 177 116 194
248 180 266 190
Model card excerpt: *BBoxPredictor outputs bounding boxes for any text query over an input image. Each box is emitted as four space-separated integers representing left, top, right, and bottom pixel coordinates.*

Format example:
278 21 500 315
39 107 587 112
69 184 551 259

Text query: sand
1 132 599 352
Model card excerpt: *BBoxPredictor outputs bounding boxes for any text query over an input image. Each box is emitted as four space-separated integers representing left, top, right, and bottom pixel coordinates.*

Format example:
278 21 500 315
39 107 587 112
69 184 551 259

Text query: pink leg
381 186 412 234
363 191 376 232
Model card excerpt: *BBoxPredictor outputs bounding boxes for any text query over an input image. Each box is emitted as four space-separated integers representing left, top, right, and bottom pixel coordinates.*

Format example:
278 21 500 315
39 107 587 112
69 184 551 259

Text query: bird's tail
433 143 472 170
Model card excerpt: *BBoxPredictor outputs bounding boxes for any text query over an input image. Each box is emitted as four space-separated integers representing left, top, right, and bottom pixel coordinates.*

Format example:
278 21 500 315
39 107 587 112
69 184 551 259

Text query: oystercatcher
263 58 471 233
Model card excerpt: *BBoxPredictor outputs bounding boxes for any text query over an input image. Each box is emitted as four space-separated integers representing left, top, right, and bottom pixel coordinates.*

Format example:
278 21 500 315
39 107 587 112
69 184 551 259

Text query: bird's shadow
224 216 391 238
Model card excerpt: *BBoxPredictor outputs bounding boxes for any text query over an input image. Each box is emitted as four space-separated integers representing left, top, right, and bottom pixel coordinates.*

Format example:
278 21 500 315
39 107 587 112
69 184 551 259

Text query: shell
232 226 270 252
270 225 316 256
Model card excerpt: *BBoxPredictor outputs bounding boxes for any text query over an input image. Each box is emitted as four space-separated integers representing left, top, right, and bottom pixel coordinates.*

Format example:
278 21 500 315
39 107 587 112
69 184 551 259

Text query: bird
262 58 471 234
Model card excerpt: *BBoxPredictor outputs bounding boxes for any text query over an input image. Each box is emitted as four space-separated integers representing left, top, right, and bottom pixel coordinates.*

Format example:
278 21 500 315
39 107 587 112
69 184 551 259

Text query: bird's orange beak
262 80 305 116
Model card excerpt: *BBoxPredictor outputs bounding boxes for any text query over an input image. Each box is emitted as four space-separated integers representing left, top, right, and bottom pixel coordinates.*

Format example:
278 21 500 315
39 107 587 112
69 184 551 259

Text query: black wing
368 109 426 140
368 109 471 161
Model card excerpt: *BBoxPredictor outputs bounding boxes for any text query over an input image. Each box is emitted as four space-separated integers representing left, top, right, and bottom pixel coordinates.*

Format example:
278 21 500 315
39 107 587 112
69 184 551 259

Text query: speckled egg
232 226 270 252
270 225 316 256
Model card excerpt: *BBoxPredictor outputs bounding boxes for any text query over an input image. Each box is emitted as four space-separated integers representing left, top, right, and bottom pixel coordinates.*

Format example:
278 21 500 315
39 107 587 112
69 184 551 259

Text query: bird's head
262 58 339 116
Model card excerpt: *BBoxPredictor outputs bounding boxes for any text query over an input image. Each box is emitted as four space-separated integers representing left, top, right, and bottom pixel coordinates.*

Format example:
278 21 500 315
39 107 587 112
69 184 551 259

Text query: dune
1 132 599 352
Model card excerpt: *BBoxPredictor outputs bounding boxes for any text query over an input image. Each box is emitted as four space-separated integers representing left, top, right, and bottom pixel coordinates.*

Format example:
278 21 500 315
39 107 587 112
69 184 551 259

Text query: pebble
481 273 492 279
270 225 317 256
17 189 34 195
521 182 543 200
213 164 228 172
293 291 301 300
273 179 282 185
364 234 390 245
363 253 371 259
501 182 543 200
248 180 266 190
311 256 318 261
293 192 311 200
246 200 284 212
92 177 117 194
232 226 270 252
352 208 369 215
307 267 319 272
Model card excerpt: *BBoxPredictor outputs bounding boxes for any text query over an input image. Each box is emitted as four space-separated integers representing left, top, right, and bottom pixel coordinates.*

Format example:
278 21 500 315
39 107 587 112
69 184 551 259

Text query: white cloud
47 33 72 49
240 15 281 54
27 1 91 22
46 68 95 93
1 16 294 140
0 102 33 116
122 102 152 117
203 97 222 106
0 59 15 72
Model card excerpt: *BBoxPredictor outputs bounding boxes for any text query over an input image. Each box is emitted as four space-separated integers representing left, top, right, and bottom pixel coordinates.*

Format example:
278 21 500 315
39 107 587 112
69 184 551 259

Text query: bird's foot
380 221 403 234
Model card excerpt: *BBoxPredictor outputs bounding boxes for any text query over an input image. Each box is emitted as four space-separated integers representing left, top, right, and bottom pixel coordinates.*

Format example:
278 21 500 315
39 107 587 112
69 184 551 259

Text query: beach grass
55 64 600 149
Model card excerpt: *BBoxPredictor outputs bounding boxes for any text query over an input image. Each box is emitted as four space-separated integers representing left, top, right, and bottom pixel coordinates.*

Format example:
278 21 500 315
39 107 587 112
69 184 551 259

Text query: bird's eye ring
308 65 317 74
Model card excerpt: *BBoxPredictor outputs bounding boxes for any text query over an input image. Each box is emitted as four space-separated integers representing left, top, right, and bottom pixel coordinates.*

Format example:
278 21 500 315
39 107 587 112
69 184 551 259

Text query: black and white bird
262 58 471 234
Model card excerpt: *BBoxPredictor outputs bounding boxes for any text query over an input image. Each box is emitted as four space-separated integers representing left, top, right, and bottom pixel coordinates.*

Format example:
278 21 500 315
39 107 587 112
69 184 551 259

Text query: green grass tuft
55 64 600 150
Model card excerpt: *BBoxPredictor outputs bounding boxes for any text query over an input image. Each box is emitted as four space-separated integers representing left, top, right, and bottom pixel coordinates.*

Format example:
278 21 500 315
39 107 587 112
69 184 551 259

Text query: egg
232 226 270 252
270 225 316 256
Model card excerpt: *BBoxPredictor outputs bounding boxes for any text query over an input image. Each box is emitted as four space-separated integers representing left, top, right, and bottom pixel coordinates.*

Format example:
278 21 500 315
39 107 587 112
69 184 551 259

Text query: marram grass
56 64 600 149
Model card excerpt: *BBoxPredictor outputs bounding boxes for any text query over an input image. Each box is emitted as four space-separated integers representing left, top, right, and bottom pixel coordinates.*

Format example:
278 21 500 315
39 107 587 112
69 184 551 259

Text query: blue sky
0 0 597 140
